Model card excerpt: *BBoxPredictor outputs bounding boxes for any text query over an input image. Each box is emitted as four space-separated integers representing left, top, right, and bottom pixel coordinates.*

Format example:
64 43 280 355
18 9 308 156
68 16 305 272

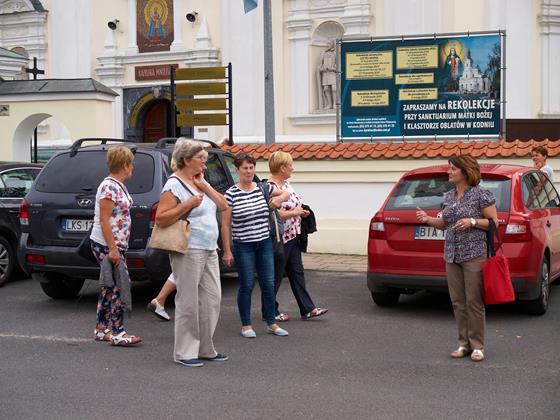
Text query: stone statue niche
317 40 337 110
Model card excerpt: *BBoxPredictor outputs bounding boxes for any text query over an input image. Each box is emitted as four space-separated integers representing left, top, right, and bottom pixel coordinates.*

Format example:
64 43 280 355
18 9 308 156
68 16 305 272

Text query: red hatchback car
367 164 559 315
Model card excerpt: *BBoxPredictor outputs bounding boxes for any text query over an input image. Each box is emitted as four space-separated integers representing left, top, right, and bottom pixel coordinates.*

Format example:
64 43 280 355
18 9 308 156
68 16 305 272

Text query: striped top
224 183 273 242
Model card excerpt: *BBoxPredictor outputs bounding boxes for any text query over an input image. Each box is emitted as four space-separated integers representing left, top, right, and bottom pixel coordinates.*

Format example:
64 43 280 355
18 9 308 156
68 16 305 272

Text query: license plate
62 218 93 232
414 225 445 240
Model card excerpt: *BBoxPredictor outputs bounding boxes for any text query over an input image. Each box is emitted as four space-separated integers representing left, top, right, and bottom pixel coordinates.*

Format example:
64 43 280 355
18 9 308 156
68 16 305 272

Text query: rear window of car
385 176 511 212
34 150 154 194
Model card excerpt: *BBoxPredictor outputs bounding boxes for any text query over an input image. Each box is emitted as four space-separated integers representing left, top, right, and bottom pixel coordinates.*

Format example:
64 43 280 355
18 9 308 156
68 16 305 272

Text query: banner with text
340 33 503 139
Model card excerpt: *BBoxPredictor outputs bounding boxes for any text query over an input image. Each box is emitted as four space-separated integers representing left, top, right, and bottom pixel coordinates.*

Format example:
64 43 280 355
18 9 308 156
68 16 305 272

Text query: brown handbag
148 176 194 255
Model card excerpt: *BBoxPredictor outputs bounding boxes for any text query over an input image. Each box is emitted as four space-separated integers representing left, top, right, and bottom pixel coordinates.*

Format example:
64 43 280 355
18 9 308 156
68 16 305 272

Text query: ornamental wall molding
0 0 36 14
539 0 560 34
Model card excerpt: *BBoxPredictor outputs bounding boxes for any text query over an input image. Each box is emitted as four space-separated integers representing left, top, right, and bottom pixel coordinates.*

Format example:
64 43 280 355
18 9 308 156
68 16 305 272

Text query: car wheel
371 289 400 307
37 273 85 299
523 258 550 315
0 236 14 287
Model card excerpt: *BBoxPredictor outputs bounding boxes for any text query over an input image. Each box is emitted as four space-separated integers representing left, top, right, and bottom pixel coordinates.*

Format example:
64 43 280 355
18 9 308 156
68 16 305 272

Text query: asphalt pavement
1 271 559 420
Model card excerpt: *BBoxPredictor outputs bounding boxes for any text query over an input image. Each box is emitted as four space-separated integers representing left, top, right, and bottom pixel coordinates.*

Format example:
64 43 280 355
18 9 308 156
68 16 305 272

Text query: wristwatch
470 218 476 227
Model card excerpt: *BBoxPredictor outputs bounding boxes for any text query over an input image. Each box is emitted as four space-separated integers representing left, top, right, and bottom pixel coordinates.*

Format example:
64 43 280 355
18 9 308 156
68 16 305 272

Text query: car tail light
504 216 532 242
150 202 158 229
369 212 385 240
126 258 145 268
26 254 45 265
19 199 29 226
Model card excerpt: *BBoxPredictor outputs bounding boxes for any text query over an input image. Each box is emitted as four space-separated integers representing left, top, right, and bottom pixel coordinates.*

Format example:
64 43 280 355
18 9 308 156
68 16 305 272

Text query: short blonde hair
107 146 134 173
268 151 293 174
172 137 208 170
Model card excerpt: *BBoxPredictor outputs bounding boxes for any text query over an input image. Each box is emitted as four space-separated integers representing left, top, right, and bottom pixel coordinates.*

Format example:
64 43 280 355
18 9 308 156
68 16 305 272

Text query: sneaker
266 326 289 336
174 358 204 367
147 298 170 321
200 353 228 362
241 328 257 338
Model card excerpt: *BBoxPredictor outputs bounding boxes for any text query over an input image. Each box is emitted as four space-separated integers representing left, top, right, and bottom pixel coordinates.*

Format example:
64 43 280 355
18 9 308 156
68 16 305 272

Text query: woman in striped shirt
222 154 290 338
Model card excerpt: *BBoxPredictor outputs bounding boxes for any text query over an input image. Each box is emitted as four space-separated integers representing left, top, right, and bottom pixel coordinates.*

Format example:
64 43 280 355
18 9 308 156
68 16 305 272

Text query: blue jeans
233 237 276 326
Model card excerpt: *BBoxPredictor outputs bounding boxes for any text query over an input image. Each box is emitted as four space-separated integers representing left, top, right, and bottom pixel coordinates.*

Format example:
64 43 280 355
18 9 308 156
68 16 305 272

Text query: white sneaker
147 298 170 321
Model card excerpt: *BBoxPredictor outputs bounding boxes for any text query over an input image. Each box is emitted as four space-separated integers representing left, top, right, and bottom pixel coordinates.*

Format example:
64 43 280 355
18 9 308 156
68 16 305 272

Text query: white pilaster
341 0 371 38
539 0 560 117
287 1 313 116
184 17 220 67
170 0 185 52
126 0 139 55
221 0 264 140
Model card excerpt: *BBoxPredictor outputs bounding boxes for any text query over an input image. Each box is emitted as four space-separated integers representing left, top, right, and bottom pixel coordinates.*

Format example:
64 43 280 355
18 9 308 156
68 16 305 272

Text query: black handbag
77 227 97 263
258 182 284 264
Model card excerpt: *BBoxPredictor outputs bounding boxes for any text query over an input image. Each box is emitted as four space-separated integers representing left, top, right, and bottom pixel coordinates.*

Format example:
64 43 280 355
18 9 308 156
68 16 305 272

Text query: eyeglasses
191 155 208 163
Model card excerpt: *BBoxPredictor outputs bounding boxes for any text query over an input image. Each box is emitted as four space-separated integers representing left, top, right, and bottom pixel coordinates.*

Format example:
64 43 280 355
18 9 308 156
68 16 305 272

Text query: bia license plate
414 225 445 240
63 218 93 232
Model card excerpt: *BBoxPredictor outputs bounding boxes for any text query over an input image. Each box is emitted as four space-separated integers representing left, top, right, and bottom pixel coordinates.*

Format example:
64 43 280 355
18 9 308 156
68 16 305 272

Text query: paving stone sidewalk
301 253 366 273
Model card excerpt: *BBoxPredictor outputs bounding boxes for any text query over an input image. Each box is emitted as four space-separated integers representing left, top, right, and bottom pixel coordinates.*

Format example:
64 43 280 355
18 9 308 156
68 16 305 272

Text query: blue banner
244 0 258 13
340 34 502 139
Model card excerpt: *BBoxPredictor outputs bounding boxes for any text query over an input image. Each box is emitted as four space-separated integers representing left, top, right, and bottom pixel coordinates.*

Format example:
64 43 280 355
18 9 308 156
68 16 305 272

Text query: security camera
107 19 119 30
186 12 198 23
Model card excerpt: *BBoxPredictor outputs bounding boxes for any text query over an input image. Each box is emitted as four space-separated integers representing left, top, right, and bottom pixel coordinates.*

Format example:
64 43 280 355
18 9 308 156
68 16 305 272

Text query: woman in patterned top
267 151 328 321
222 154 290 338
90 146 141 346
416 156 497 362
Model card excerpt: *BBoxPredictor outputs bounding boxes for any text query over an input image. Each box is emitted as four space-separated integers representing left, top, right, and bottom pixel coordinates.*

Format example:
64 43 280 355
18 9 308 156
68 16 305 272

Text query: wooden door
143 101 167 143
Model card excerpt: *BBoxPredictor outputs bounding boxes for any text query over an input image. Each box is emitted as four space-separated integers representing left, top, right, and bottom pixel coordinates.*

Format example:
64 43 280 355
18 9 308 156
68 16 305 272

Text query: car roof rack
69 138 137 157
155 137 220 150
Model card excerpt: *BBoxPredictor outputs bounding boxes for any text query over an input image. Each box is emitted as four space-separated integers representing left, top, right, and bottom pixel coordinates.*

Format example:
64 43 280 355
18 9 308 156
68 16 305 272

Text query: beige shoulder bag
148 176 194 255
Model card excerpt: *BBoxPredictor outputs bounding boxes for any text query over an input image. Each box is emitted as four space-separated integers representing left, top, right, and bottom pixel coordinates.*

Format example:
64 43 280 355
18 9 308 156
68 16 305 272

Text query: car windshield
34 150 154 194
385 175 511 212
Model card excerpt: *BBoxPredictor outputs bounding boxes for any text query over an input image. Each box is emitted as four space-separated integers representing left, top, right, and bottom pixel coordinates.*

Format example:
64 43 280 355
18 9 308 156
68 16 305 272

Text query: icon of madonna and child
439 38 500 99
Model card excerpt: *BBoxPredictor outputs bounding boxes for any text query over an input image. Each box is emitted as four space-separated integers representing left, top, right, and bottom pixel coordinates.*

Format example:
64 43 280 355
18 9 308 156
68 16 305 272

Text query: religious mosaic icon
137 0 174 53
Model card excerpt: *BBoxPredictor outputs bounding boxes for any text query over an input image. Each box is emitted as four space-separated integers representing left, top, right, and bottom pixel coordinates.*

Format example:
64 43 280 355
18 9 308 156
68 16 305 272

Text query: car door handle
546 220 552 228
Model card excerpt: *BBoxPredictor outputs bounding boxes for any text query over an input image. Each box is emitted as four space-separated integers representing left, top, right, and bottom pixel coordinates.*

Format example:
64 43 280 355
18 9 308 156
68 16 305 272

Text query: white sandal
110 331 142 346
471 349 484 362
450 346 471 358
93 328 112 342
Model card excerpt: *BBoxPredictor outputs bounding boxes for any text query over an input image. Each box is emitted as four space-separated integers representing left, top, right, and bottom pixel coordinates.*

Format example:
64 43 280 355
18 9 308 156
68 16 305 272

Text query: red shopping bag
483 219 515 305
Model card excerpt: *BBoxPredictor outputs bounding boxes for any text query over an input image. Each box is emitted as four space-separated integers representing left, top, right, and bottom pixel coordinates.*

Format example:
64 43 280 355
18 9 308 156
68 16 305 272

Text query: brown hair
532 146 548 158
234 153 256 168
448 155 481 187
107 146 134 173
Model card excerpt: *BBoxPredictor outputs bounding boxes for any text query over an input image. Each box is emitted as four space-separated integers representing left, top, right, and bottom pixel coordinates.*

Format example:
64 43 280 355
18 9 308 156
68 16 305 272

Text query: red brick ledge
221 139 559 160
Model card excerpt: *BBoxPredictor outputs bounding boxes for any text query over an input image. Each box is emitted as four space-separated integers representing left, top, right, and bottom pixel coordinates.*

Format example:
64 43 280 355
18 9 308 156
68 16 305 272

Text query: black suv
0 162 42 286
19 138 238 299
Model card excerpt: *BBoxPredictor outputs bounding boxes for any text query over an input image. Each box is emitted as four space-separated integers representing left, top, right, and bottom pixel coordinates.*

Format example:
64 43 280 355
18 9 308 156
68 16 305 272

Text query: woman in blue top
155 138 229 368
222 153 290 338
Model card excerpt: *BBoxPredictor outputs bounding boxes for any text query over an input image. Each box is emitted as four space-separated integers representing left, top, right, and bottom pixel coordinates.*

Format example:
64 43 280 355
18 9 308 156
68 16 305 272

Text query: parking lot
1 269 559 420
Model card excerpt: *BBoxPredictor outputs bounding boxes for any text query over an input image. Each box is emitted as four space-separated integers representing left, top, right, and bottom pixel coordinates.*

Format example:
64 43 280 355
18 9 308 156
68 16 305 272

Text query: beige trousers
446 254 486 350
170 249 221 361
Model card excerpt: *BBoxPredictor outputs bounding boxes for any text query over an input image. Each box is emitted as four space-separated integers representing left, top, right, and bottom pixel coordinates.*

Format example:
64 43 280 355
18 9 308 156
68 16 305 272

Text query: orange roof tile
220 139 558 161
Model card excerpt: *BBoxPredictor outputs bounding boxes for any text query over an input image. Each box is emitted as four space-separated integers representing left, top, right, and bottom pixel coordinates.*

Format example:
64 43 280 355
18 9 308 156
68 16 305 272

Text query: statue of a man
317 41 337 110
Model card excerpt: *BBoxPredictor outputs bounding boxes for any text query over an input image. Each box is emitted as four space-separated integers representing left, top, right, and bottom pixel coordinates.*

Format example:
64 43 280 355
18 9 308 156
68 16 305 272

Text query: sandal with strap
276 313 290 322
93 328 112 342
110 331 142 347
471 349 485 362
450 346 471 358
302 307 328 320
